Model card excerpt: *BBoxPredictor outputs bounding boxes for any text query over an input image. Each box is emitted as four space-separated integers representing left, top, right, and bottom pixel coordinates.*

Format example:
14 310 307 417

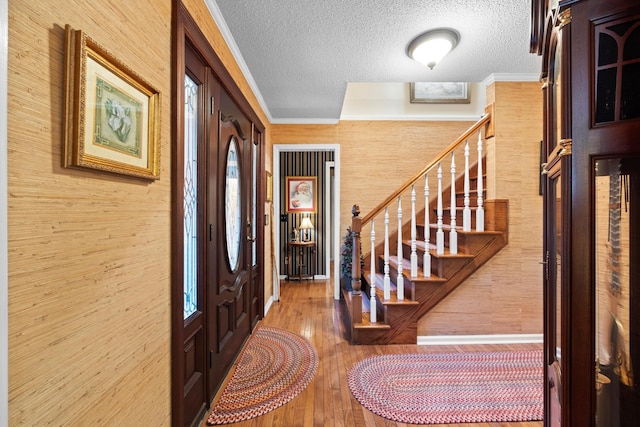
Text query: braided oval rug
207 327 318 425
348 350 543 424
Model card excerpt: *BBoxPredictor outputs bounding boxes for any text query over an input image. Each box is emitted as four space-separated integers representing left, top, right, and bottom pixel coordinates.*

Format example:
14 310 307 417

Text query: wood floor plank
199 275 544 427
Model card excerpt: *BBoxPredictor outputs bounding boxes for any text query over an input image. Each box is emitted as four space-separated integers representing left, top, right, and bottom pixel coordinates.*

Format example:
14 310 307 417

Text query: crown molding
482 73 541 86
270 117 339 125
482 73 540 86
339 114 481 122
203 0 274 123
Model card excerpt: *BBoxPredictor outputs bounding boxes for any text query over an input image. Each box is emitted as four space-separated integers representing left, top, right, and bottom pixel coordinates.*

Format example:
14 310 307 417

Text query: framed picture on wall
266 171 273 202
410 82 470 104
63 25 161 180
286 176 316 213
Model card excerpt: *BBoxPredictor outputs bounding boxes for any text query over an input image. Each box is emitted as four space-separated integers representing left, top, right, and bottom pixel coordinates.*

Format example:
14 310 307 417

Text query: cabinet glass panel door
544 23 566 427
546 167 563 427
594 157 639 426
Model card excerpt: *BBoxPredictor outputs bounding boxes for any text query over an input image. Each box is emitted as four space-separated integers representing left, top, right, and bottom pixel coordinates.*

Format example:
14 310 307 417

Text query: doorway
273 144 341 300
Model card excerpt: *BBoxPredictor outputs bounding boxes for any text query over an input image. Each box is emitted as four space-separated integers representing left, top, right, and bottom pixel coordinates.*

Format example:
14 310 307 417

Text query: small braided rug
348 350 543 424
207 327 318 425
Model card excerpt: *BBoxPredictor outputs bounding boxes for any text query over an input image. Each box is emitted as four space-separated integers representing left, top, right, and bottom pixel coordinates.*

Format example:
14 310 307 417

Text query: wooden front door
174 7 266 425
207 88 254 398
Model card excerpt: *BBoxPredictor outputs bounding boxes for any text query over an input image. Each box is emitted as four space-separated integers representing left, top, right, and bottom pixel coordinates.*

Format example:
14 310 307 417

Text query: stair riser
454 191 485 206
400 245 471 278
403 232 499 256
426 211 476 231
353 323 417 345
386 264 416 300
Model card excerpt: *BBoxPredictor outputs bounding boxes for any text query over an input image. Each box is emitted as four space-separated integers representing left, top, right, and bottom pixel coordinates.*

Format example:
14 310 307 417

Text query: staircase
341 111 509 345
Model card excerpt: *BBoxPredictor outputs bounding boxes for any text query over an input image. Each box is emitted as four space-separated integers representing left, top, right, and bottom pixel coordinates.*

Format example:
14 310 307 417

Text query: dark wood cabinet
532 1 640 425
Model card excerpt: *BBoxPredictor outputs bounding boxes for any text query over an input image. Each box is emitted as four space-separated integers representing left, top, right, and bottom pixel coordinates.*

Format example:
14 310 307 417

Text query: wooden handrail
361 113 491 226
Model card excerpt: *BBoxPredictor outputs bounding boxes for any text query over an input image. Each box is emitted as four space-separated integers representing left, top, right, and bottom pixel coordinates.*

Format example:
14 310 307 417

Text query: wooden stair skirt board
341 199 508 345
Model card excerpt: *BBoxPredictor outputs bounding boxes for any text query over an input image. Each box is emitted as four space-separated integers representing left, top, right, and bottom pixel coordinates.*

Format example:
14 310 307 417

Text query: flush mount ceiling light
407 28 460 70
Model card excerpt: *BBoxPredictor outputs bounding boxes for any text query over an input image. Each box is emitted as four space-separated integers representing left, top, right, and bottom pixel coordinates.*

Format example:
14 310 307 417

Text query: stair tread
367 272 444 297
433 205 482 211
426 224 504 234
362 294 370 313
354 312 392 329
456 189 486 195
342 288 395 325
411 240 474 256
390 257 451 277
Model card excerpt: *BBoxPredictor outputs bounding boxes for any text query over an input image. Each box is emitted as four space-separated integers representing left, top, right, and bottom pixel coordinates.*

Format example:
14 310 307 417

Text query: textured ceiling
209 0 541 122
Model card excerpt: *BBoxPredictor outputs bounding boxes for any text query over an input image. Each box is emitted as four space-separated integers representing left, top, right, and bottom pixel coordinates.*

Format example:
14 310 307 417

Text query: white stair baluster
383 208 390 300
396 197 404 301
410 185 418 277
463 140 471 232
436 163 444 255
369 219 376 323
423 173 431 277
476 131 485 232
449 152 458 255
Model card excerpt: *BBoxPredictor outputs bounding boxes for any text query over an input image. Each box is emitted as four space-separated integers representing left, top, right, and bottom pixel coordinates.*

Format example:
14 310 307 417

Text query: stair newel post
351 205 362 295
449 152 458 255
476 130 485 232
410 185 418 277
396 197 404 301
383 207 390 300
423 173 431 277
369 219 376 323
436 163 445 255
463 140 471 232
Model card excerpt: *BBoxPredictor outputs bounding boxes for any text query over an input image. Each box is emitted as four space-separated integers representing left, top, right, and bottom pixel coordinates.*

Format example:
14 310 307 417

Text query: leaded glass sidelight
183 75 198 319
252 141 257 266
225 137 241 271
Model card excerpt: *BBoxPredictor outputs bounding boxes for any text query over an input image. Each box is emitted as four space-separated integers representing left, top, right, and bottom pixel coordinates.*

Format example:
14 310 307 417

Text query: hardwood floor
200 276 544 427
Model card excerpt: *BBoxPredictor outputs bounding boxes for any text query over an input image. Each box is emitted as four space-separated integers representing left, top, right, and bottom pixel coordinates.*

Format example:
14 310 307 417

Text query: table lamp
299 216 314 242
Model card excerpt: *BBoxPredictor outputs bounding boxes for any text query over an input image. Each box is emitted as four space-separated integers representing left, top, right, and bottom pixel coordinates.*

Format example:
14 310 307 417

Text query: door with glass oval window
207 89 254 398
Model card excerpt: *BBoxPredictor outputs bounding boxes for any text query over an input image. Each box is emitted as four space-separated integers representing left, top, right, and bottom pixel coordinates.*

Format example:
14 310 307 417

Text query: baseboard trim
264 295 275 317
417 333 543 346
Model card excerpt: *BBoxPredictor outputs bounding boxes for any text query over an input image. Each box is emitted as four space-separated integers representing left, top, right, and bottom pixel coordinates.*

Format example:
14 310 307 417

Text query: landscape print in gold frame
410 82 471 104
63 25 160 180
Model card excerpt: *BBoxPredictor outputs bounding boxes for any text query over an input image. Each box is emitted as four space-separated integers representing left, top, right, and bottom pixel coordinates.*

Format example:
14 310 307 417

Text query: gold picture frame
63 25 160 180
286 176 317 213
266 171 273 202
